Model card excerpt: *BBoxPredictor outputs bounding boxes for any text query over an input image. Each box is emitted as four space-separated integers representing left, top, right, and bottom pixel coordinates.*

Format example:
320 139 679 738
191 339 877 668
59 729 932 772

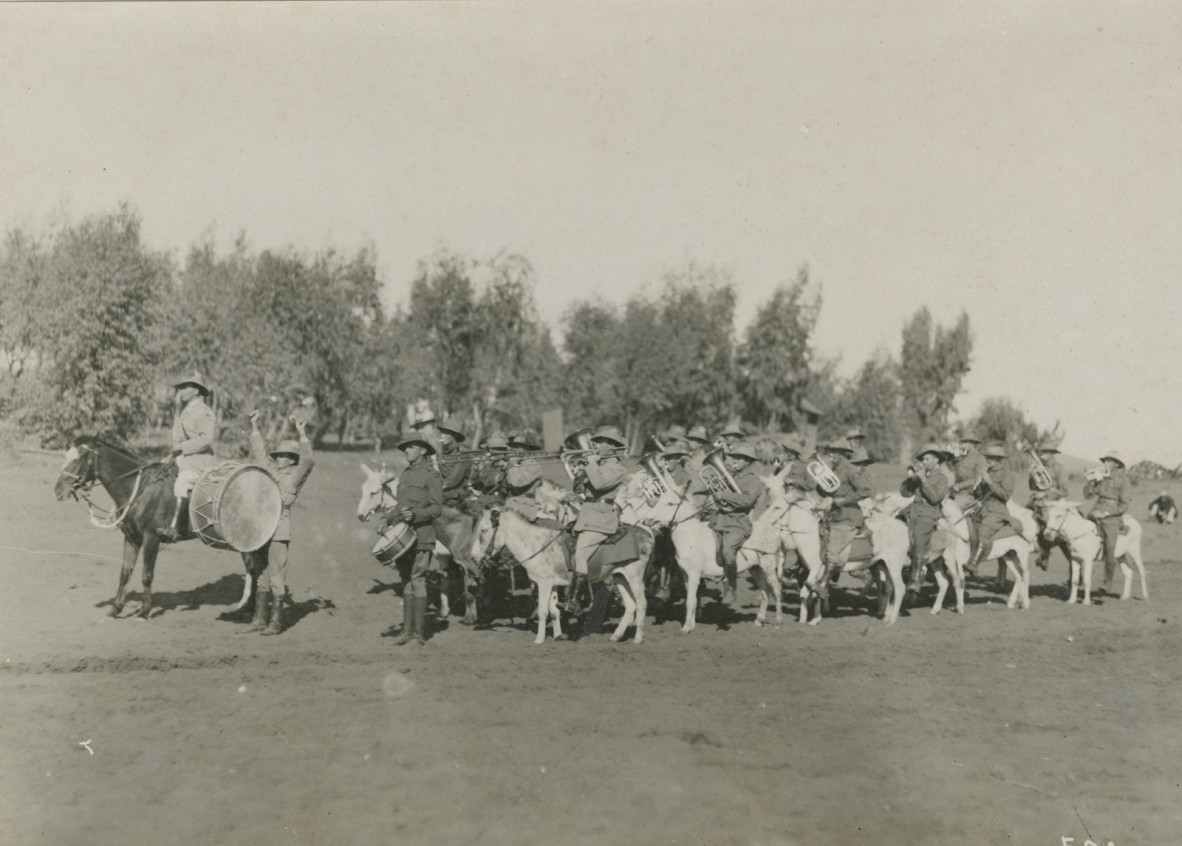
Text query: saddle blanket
562 524 645 582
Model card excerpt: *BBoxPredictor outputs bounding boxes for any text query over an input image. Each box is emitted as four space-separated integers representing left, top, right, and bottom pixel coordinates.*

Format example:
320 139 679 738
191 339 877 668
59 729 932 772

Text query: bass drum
373 522 415 566
189 462 282 552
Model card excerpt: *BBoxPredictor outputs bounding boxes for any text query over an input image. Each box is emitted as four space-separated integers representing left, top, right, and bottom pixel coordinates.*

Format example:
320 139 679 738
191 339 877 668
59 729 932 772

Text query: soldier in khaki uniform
966 443 1014 575
707 440 764 604
241 411 315 635
778 434 815 497
1029 442 1070 571
160 372 219 541
1085 451 1131 590
950 432 987 510
900 443 952 597
817 438 872 593
567 425 628 613
381 436 443 646
437 417 471 508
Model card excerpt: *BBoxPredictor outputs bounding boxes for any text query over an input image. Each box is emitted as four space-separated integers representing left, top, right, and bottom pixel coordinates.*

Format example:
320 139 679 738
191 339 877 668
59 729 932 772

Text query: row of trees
0 204 1060 460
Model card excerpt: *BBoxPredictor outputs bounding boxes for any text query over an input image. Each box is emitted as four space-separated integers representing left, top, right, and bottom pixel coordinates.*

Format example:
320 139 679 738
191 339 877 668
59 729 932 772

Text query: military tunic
707 463 763 577
439 441 472 507
900 467 950 584
573 455 627 576
976 463 1015 558
171 397 218 497
951 449 987 508
823 457 871 568
247 431 314 597
387 459 443 598
1086 471 1130 576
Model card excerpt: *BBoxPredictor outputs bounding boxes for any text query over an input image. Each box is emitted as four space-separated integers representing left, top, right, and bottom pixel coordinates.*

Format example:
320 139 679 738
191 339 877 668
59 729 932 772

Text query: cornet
1027 450 1054 491
699 448 741 496
1085 466 1110 483
806 455 841 494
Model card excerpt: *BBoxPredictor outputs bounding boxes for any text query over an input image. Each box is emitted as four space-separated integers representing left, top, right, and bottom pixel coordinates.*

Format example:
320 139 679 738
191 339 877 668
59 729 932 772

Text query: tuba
639 451 673 504
562 428 594 482
1027 450 1054 492
699 448 740 496
806 455 841 494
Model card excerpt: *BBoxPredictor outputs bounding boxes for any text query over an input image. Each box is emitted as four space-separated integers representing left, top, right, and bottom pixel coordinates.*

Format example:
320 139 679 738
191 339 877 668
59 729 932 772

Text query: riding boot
393 594 415 646
907 560 926 596
565 575 585 615
412 593 428 645
238 591 270 634
261 592 284 636
159 499 186 541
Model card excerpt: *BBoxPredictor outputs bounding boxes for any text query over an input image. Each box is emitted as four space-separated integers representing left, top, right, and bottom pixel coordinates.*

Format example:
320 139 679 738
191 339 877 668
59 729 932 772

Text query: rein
66 443 154 530
482 509 568 567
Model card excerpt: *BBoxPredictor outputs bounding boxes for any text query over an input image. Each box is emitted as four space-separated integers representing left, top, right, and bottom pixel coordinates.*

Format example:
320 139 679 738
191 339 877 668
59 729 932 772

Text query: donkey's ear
360 462 376 476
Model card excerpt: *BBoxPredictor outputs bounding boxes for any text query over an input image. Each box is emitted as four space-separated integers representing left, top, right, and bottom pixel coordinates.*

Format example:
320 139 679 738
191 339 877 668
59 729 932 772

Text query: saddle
562 523 645 583
846 528 874 563
143 460 178 487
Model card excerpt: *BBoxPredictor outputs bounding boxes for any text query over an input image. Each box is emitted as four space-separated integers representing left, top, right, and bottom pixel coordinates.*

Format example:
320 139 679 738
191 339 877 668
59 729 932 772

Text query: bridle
1044 505 1094 544
63 442 146 530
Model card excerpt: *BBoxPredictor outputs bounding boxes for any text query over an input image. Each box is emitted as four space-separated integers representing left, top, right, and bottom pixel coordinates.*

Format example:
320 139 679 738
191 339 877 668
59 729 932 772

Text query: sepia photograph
1 3 1179 844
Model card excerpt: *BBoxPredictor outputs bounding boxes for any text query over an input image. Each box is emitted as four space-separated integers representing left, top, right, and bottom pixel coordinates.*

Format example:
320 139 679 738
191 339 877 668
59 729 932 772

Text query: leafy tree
19 205 170 444
738 267 821 432
827 353 903 460
898 308 973 460
965 396 1064 454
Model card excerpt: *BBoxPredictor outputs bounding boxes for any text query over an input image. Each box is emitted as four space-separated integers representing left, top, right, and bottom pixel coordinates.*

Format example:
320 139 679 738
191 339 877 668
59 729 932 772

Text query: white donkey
470 506 652 644
929 498 972 615
1042 501 1148 604
636 482 786 632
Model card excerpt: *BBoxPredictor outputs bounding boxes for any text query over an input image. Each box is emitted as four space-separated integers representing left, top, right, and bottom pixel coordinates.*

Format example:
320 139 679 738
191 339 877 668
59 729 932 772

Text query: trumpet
699 448 741 496
1027 450 1054 491
807 455 841 494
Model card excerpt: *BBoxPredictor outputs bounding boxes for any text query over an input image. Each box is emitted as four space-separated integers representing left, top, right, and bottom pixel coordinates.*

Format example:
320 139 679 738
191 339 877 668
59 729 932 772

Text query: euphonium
639 451 672 503
699 448 741 496
806 456 841 494
1028 450 1054 492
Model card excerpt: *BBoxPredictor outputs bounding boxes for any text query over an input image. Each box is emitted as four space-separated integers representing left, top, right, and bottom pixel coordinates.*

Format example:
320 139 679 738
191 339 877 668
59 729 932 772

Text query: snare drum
373 522 416 565
189 462 282 552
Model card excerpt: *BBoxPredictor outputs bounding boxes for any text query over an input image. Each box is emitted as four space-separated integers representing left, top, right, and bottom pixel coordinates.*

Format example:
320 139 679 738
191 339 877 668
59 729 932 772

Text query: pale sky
2 2 1180 465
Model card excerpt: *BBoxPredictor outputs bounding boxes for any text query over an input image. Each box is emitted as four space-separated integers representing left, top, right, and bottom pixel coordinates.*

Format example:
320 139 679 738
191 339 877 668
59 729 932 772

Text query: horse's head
55 444 96 501
471 508 503 565
357 462 397 522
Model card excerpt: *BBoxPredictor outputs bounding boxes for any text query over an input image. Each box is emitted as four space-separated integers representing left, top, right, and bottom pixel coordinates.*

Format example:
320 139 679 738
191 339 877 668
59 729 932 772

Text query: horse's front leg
137 534 161 619
111 535 140 617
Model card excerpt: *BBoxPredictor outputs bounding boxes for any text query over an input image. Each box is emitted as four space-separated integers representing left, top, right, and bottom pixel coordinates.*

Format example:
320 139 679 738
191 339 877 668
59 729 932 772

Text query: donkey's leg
137 534 161 619
549 589 563 640
748 563 771 627
610 576 636 643
111 536 140 617
682 572 700 633
1067 556 1080 604
931 566 949 616
534 581 552 644
885 559 906 625
1081 550 1095 606
1128 545 1149 601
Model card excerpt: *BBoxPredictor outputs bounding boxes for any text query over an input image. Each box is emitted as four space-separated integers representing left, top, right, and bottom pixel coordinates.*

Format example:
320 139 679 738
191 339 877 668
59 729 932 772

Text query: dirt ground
2 449 1179 846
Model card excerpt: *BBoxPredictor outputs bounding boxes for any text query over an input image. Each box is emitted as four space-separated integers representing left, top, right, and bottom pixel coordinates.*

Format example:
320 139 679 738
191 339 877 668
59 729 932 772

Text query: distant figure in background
1149 491 1177 524
242 411 315 635
160 372 219 542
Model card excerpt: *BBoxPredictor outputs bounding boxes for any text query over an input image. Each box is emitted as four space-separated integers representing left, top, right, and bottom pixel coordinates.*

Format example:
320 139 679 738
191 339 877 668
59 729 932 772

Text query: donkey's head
357 462 396 522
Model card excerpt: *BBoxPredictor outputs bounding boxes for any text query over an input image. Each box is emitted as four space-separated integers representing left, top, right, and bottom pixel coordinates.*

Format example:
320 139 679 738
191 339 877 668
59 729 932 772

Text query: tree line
0 204 1061 460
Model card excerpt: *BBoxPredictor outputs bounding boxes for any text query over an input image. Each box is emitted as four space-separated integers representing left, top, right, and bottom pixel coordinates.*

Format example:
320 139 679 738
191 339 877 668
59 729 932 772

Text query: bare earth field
2 450 1180 846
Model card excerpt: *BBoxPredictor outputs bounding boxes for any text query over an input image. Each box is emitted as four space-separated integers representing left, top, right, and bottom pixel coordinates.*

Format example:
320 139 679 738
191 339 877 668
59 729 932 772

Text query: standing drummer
242 411 315 636
381 435 443 646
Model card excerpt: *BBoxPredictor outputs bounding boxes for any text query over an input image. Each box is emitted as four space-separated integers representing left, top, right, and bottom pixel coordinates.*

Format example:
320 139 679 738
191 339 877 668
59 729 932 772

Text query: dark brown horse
54 438 261 619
